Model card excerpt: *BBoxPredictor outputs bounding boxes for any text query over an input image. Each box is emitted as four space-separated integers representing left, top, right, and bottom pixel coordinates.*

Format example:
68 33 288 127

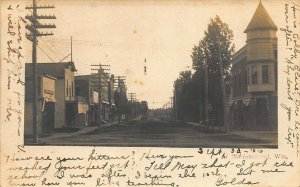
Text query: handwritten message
280 1 300 156
2 148 298 187
1 3 26 137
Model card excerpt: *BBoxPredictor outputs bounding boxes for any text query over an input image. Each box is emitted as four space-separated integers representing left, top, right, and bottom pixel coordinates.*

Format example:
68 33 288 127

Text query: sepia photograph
23 0 279 148
3 0 300 187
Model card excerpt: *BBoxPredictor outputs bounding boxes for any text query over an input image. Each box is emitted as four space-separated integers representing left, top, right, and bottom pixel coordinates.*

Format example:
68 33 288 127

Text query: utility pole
173 90 177 121
91 64 110 128
109 74 114 122
170 97 173 121
128 93 136 120
204 50 209 125
25 0 56 143
199 76 202 123
217 42 228 132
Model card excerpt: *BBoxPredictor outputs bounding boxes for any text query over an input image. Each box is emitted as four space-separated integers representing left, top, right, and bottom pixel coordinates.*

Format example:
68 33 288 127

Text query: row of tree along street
173 16 234 128
173 2 278 132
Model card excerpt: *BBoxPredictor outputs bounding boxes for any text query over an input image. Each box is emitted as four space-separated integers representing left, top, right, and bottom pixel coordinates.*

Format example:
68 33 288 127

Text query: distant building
75 71 115 123
230 2 277 130
25 74 56 135
75 76 99 126
25 62 77 129
74 95 89 127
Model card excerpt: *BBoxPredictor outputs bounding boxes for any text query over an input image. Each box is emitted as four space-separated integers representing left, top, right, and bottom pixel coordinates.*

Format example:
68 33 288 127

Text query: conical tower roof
244 1 277 33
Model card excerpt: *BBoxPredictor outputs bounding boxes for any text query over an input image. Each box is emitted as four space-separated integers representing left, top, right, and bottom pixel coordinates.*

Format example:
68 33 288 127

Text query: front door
42 102 55 134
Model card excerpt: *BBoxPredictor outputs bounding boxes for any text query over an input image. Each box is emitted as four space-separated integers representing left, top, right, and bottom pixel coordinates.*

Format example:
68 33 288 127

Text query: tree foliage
174 15 235 124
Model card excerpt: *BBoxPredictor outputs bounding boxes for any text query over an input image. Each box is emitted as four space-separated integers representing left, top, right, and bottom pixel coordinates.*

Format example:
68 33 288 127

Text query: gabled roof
26 61 77 79
232 45 247 66
244 1 277 33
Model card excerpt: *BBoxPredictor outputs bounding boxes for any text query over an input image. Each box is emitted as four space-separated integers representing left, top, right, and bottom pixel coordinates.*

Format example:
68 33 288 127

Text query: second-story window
262 65 269 83
252 66 257 84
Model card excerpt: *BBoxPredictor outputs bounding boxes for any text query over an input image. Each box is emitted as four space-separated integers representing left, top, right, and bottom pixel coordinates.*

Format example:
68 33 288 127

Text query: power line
37 45 55 62
42 38 191 51
39 42 60 60
39 38 66 59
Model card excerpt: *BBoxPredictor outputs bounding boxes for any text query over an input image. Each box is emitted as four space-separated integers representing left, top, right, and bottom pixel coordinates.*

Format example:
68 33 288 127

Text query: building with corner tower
229 1 277 131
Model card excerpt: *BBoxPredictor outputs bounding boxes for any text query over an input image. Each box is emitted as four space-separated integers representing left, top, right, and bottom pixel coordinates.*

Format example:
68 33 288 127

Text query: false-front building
230 2 277 131
25 62 77 130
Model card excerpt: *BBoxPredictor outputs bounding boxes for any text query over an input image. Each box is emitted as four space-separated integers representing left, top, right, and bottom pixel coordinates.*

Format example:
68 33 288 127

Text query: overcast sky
25 0 283 109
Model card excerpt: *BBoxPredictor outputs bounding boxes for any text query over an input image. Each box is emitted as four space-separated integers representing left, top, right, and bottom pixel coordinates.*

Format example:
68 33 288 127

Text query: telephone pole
217 43 228 132
170 97 173 121
25 0 56 143
128 93 136 120
91 64 110 128
173 89 178 121
204 50 209 125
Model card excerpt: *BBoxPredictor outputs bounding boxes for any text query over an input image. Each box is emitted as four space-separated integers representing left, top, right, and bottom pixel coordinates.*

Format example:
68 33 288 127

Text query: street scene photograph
24 0 279 148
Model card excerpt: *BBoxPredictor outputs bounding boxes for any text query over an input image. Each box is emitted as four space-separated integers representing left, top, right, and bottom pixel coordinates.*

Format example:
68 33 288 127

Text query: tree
114 80 128 122
140 101 149 115
191 15 235 125
174 71 193 121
